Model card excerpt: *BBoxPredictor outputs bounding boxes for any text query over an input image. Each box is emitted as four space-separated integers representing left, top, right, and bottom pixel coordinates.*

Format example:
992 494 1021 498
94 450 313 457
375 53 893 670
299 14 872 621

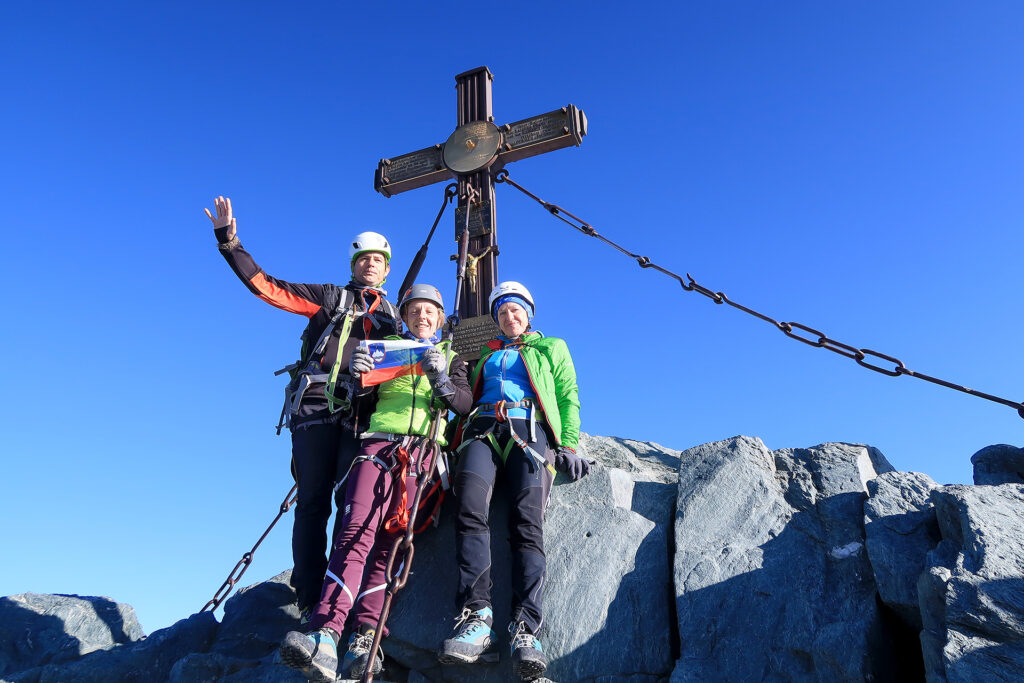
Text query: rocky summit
4 436 1024 682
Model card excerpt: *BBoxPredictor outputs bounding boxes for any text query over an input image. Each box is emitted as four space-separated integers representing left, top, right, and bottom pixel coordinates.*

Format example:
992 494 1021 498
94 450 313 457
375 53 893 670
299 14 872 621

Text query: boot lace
509 620 536 650
453 607 473 629
349 629 375 655
453 607 488 638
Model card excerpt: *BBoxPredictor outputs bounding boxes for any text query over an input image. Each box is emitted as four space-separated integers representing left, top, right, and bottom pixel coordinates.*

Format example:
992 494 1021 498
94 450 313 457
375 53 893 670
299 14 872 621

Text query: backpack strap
324 288 358 414
274 289 357 433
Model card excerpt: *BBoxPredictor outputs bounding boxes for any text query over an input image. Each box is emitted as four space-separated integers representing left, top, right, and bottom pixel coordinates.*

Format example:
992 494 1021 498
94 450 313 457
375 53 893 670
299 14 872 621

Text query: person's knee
294 457 338 510
509 485 546 551
454 470 493 529
295 485 332 519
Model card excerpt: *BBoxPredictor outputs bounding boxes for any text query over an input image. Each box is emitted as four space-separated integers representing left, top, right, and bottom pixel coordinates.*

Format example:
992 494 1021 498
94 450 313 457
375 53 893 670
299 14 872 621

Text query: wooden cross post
374 66 587 356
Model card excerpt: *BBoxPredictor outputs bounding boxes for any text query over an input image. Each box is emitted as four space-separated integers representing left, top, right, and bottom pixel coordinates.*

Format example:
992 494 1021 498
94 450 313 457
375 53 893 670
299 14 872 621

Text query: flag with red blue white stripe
359 339 433 387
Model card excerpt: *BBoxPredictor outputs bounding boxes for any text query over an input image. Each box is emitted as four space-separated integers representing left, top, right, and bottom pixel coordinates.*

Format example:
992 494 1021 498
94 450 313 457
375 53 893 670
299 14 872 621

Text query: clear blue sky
2 2 1022 634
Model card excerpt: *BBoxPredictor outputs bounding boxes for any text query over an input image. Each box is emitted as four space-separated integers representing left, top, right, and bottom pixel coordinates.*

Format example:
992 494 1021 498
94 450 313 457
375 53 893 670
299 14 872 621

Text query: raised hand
204 195 237 241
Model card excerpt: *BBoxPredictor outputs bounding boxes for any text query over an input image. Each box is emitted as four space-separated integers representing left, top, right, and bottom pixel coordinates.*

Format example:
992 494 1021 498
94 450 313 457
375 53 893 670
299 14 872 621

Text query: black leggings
452 416 554 634
289 422 360 610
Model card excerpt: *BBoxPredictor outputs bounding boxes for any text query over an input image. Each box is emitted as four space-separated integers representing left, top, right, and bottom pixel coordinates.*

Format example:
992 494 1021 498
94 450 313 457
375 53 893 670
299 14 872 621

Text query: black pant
289 421 360 610
453 417 554 634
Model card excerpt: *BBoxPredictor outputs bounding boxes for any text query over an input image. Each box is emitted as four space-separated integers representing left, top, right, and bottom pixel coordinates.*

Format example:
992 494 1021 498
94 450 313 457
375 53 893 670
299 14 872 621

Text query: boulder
0 593 143 678
971 445 1024 486
919 484 1024 682
578 434 681 484
7 611 218 683
864 471 941 628
383 462 677 682
14 435 1024 681
209 570 303 660
671 437 896 682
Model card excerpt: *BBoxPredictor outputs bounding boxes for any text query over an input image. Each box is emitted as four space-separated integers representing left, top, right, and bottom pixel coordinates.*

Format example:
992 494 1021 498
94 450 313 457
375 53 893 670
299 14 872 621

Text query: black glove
555 446 590 481
349 346 374 381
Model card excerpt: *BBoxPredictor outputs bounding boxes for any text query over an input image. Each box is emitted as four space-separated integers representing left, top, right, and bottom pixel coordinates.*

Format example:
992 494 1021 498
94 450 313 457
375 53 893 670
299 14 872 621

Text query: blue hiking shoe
438 606 498 664
279 628 338 683
341 625 384 678
509 621 547 680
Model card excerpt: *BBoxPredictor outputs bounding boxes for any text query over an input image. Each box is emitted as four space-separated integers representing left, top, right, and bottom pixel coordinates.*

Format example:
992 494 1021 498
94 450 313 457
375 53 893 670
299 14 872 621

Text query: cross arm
374 143 451 198
374 104 587 198
496 104 588 165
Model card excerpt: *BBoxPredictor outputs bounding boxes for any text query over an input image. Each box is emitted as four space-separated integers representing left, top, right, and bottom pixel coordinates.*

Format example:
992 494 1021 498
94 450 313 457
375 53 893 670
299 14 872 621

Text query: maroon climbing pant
309 437 435 636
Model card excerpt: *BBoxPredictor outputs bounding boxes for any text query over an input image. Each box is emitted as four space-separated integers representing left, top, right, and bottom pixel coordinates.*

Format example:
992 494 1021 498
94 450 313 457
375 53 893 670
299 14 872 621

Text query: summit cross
374 66 587 354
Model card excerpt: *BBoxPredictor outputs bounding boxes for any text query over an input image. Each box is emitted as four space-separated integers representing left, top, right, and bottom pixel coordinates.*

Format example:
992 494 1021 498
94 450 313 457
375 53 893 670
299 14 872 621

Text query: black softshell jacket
218 235 401 428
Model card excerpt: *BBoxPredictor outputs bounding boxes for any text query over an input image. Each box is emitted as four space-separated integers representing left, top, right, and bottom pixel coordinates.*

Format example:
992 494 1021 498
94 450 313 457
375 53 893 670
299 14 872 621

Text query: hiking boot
341 625 384 678
509 621 547 680
298 604 313 625
279 628 338 683
438 606 498 664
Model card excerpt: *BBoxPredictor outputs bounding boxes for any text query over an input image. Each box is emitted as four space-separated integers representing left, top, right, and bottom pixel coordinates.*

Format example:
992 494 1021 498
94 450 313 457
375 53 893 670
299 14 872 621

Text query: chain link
202 180 471 636
494 170 1024 420
200 484 298 613
361 192 475 683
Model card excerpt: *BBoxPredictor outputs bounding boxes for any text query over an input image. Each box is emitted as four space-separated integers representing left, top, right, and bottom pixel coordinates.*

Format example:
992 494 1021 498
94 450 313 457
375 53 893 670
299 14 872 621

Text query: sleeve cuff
431 373 455 398
217 235 240 251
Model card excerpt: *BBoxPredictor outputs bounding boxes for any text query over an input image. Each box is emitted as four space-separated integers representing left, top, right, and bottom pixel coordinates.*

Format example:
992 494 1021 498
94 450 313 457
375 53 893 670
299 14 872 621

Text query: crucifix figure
374 66 587 356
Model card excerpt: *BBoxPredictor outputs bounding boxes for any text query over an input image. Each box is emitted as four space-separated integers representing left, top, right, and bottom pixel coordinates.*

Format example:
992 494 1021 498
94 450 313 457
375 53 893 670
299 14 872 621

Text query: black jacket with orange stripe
217 234 402 430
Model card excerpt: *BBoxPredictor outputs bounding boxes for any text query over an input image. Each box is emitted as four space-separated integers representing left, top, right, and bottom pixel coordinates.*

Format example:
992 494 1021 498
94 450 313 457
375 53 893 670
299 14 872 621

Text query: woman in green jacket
438 281 590 680
280 284 472 682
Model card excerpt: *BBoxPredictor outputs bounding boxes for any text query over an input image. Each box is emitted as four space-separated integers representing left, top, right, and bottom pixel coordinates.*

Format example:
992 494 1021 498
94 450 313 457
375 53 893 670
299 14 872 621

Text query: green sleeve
547 338 581 450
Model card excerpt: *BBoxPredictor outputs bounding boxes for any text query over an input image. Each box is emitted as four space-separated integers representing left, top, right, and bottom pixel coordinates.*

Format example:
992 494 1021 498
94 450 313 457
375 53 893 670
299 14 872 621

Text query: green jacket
366 338 473 446
468 332 581 450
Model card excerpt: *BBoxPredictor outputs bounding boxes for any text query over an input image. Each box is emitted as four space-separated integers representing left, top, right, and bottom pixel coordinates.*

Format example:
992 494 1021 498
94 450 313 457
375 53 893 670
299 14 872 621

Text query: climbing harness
202 185 450 614
273 287 400 434
458 399 555 476
493 168 1024 421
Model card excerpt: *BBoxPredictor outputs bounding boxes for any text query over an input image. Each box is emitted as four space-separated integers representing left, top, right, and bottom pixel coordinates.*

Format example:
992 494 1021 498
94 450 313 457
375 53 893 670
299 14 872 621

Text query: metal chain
200 484 299 613
397 183 458 298
493 169 1024 420
201 182 472 626
361 189 475 683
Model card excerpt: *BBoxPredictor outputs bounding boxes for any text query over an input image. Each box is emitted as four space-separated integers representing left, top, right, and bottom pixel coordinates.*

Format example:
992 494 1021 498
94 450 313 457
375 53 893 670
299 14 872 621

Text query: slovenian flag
359 339 433 387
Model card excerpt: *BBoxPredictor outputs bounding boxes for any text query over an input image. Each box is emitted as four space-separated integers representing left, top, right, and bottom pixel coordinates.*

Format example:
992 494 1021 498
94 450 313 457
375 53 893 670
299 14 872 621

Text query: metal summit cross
374 66 587 356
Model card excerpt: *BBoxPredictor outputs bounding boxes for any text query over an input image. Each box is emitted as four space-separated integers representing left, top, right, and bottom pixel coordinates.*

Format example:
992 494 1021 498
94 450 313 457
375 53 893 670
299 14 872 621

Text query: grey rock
0 593 143 678
919 484 1024 682
577 433 681 483
210 569 303 660
33 433 1024 682
971 444 1024 485
168 651 261 682
13 611 218 683
217 653 313 682
671 436 895 682
864 470 941 628
384 464 676 683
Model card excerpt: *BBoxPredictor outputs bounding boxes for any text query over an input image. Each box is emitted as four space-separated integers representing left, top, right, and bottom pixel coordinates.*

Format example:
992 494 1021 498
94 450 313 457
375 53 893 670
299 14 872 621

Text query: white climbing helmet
488 281 535 322
349 231 392 265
